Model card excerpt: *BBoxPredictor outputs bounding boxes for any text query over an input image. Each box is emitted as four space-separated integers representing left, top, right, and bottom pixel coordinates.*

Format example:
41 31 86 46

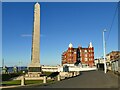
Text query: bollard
57 74 60 81
74 72 76 76
43 76 47 83
68 73 70 78
72 72 74 77
70 72 72 77
76 72 78 75
77 72 79 75
76 71 78 76
21 75 25 86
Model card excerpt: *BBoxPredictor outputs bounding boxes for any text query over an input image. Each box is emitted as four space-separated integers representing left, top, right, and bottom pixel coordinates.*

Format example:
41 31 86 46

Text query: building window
85 54 87 57
85 58 88 61
85 50 87 52
89 54 91 57
90 58 93 61
74 52 76 54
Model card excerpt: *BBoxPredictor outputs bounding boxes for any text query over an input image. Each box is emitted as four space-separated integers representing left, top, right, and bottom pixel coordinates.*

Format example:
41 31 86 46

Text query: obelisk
28 2 41 76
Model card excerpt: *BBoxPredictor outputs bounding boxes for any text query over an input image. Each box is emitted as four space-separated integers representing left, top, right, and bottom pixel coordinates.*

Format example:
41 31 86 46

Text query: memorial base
28 66 42 77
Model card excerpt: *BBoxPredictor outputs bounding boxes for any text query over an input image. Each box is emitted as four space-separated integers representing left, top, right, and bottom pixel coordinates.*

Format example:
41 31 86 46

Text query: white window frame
85 54 87 57
85 58 88 61
85 50 87 52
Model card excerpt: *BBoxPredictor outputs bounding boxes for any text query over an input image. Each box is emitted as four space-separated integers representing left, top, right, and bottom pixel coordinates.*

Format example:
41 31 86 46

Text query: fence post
21 75 25 86
43 76 47 83
57 74 60 81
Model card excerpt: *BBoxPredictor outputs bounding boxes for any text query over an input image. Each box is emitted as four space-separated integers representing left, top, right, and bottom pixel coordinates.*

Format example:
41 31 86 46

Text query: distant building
106 51 120 62
62 42 94 67
94 58 105 64
94 59 99 66
106 51 120 73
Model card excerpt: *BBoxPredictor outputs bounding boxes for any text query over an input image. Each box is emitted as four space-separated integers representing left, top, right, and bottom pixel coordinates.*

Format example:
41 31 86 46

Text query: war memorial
28 2 41 77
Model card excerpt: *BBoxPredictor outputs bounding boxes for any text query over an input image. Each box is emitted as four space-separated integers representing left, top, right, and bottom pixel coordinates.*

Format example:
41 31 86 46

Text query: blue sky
2 2 118 67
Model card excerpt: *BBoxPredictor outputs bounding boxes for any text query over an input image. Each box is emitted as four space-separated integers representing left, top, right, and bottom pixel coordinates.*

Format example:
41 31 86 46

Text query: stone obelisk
28 2 41 76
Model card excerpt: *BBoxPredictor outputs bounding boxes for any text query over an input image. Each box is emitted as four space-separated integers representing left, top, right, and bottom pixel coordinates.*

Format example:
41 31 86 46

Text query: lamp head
104 29 107 32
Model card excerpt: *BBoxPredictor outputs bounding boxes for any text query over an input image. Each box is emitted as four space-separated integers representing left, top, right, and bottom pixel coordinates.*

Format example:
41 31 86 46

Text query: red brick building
62 42 94 67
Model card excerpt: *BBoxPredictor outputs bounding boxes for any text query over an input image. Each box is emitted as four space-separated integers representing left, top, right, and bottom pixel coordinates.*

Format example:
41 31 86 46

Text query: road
23 70 119 88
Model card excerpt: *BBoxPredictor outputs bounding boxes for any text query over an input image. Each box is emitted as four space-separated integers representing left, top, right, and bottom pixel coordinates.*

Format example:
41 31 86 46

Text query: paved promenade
2 70 119 89
26 70 119 88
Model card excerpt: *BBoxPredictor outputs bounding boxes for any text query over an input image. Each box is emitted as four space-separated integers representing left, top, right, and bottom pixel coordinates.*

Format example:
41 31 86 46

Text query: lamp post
103 29 107 73
19 61 22 71
21 71 25 86
2 58 4 68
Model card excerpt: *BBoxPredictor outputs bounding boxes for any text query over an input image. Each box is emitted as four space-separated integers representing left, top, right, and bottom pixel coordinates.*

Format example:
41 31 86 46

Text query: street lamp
19 61 22 71
103 29 107 73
